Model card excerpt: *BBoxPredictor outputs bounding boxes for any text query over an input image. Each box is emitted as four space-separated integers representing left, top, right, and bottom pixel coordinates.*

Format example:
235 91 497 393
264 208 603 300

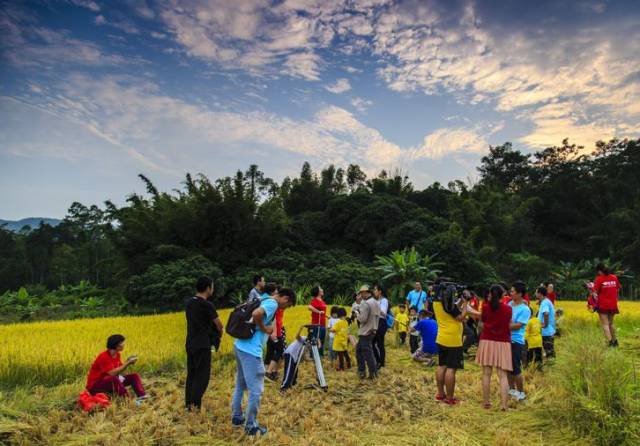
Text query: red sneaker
444 397 460 405
435 394 446 402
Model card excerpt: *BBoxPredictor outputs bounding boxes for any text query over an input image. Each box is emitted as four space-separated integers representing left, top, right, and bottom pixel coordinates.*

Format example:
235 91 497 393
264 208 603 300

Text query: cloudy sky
1 0 639 219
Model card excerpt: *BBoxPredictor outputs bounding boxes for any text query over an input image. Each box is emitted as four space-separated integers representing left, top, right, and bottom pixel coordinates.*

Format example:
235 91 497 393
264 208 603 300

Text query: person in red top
593 263 621 347
546 283 557 304
86 334 146 400
265 283 286 381
476 285 513 411
308 285 327 356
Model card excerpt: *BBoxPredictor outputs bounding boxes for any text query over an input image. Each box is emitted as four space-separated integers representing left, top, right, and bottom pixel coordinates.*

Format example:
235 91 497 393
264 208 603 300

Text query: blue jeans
232 347 265 430
310 326 327 356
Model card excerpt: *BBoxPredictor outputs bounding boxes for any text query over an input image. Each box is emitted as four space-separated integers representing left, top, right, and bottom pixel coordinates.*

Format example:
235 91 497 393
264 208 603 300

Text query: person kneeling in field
86 334 147 401
409 310 438 366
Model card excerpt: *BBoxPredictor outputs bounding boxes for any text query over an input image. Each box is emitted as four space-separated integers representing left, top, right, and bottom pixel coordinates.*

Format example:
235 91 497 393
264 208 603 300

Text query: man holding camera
352 285 380 379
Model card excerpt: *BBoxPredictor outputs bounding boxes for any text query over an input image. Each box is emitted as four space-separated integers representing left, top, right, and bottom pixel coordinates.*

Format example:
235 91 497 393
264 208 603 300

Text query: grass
0 301 639 445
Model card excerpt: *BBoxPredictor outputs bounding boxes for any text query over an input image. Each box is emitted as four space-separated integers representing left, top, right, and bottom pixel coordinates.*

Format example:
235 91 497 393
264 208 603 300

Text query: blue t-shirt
509 302 531 345
538 298 556 337
415 318 439 354
406 290 427 312
234 298 278 358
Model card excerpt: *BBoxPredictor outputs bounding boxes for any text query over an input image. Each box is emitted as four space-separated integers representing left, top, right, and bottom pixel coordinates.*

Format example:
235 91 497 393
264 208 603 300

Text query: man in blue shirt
406 281 427 313
409 310 438 365
508 281 531 401
536 286 556 358
232 288 296 436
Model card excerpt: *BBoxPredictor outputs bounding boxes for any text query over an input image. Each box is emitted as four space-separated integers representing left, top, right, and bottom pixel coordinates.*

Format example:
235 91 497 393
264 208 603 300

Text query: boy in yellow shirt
331 308 351 371
525 311 543 369
395 304 409 346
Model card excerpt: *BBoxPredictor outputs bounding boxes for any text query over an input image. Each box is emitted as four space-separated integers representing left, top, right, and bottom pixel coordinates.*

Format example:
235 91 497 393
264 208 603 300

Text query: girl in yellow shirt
525 313 543 368
331 308 351 371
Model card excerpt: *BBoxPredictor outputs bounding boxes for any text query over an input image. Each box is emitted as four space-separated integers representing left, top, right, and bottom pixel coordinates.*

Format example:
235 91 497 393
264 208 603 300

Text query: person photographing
432 282 479 405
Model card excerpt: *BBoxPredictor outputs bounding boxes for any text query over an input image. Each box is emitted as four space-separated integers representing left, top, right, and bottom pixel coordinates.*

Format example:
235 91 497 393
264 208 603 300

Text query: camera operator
352 285 380 379
432 281 479 405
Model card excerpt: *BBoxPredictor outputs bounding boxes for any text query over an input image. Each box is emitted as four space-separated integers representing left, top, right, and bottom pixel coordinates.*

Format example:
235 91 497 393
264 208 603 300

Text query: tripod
292 325 328 391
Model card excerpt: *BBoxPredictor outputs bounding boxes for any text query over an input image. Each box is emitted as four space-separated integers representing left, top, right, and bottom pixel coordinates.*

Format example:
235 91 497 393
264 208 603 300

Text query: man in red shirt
308 286 327 356
86 334 146 400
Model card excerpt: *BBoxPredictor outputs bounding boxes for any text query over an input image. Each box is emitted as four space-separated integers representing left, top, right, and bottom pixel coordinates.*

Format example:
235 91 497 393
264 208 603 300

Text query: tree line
1 137 638 312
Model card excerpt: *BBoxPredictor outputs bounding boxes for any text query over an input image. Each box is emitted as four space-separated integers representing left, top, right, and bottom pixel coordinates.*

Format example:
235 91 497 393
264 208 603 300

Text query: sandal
482 402 491 409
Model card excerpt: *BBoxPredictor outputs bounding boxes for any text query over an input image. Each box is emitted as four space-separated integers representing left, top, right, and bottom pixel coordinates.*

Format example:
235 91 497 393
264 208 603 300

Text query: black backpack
226 297 274 339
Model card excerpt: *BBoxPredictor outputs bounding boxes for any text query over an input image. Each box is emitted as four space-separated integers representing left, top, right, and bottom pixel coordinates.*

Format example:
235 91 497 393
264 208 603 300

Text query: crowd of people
82 263 622 436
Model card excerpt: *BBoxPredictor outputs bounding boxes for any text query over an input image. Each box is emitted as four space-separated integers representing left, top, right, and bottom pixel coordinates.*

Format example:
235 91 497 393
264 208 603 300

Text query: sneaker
358 372 366 379
434 393 446 402
136 395 149 401
232 417 245 427
508 389 519 398
517 391 526 401
246 425 268 436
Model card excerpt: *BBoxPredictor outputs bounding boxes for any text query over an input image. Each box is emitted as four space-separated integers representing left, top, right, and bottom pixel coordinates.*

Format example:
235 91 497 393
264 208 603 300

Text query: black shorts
437 344 464 370
264 336 285 364
511 342 523 376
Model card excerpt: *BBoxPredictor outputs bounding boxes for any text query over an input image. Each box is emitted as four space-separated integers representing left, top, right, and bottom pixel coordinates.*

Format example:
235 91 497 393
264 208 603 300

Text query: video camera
433 277 467 314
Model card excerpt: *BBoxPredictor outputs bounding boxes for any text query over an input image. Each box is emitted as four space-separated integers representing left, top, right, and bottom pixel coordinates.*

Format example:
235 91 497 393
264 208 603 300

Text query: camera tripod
292 325 328 391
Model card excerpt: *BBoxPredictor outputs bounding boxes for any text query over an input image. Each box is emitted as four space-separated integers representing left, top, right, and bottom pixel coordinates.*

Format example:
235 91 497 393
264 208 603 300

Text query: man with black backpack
185 277 223 410
230 287 296 436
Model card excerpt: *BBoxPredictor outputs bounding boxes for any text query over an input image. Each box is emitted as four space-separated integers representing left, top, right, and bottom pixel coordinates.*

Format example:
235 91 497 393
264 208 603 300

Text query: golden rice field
0 301 639 446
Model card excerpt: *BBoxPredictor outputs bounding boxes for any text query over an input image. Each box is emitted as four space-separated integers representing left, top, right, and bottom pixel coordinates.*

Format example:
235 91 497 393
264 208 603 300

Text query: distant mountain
0 218 62 232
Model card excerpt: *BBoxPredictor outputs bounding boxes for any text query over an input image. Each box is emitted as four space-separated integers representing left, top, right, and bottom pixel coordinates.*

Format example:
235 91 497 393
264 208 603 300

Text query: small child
331 308 351 371
327 306 340 364
408 306 420 354
525 311 543 369
395 304 409 345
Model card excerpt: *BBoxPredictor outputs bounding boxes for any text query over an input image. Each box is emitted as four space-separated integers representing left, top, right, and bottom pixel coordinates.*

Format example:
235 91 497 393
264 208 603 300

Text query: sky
1 0 639 220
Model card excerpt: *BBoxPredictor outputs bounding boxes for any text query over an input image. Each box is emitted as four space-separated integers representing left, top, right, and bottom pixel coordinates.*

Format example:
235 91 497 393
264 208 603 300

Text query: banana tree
375 247 444 304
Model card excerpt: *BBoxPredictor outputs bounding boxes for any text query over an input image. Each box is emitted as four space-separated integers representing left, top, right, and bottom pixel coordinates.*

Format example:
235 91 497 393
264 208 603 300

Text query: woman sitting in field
86 334 147 400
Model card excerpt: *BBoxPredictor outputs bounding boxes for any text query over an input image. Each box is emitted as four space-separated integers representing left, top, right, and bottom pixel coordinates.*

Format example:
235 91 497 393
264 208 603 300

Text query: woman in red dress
593 263 621 347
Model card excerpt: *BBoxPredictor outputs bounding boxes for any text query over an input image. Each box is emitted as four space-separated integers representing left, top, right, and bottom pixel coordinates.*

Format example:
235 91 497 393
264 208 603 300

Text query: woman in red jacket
593 263 621 347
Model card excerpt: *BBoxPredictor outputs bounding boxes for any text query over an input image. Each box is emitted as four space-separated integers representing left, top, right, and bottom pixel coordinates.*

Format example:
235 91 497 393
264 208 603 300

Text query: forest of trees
1 138 639 317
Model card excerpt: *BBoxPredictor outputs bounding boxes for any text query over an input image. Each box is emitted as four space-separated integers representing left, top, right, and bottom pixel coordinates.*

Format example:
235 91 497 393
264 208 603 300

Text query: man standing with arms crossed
352 285 380 379
185 277 223 411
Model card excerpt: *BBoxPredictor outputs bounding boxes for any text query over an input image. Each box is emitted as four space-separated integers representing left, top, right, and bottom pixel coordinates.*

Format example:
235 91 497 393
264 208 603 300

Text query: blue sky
1 0 639 219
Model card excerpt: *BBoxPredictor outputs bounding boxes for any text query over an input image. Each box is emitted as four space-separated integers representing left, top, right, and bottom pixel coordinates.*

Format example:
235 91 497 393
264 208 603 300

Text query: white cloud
409 128 487 160
282 52 322 81
371 2 640 149
68 0 100 12
325 78 352 94
12 76 493 177
350 96 373 112
1 11 143 68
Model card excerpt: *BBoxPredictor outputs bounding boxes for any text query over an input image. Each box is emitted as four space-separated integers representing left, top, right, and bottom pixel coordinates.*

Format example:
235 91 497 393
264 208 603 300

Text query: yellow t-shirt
395 312 409 333
432 301 463 348
525 316 543 349
332 319 349 351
